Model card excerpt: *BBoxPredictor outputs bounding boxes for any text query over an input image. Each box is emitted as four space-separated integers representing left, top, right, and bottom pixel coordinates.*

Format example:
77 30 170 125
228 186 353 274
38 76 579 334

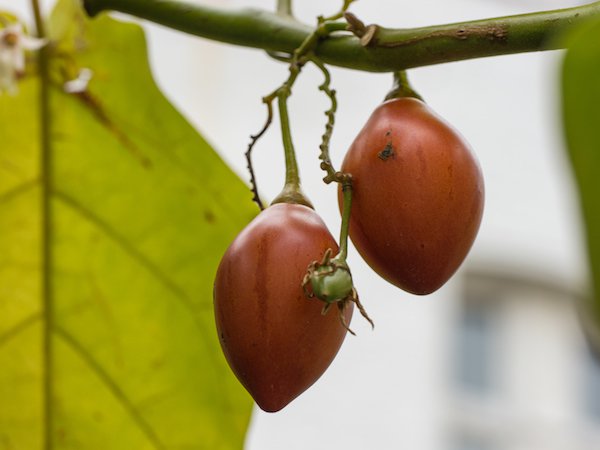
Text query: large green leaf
562 19 600 337
0 0 256 448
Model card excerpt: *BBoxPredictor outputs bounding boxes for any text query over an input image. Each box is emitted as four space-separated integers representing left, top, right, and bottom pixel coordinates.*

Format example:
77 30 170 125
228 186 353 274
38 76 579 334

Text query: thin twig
311 57 339 184
244 97 275 210
320 0 356 22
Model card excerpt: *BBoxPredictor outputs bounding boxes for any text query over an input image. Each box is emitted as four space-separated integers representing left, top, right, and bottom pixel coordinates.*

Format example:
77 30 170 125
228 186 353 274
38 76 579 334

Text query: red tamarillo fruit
340 97 484 295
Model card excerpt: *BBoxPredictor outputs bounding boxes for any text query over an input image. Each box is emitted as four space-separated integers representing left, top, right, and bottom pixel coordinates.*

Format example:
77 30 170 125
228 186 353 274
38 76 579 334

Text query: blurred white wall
5 1 593 449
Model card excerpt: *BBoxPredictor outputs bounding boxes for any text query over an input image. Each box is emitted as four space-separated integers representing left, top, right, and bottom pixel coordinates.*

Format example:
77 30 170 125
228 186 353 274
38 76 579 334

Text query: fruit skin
340 97 484 295
214 203 352 412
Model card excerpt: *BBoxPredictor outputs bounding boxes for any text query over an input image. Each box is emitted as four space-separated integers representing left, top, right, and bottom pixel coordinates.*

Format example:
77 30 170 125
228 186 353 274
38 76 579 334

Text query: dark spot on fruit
378 142 394 161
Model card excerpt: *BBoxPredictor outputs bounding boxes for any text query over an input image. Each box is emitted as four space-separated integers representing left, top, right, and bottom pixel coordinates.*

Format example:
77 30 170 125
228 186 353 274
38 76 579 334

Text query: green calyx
304 249 354 304
308 257 354 304
303 248 375 334
271 183 314 208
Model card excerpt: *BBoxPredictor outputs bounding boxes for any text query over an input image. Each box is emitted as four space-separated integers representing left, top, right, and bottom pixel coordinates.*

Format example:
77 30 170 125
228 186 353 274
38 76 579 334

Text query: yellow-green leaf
0 0 255 448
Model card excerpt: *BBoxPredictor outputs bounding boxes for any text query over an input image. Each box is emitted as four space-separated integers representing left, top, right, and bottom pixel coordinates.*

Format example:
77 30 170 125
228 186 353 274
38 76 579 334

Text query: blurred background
7 0 599 449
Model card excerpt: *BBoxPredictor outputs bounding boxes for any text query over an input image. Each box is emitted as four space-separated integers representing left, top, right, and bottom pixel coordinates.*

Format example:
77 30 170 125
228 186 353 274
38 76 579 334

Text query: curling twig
245 0 356 206
311 57 341 184
245 97 275 210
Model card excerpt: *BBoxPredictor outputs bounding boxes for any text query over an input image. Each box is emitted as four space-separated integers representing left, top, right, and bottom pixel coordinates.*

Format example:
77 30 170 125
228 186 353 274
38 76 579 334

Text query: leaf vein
53 326 167 450
53 190 198 308
52 191 233 413
0 179 39 206
68 92 249 224
0 313 41 350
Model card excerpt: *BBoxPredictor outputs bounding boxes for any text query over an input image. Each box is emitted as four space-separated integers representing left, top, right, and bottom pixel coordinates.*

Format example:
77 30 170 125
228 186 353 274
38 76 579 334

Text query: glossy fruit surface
340 97 484 295
214 203 352 412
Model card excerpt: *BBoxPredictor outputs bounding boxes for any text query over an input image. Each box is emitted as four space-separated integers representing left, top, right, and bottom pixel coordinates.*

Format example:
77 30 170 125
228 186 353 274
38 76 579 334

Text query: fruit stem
276 0 293 17
269 0 354 207
310 56 354 264
277 88 300 189
278 88 299 188
385 71 424 102
271 84 313 207
336 177 353 262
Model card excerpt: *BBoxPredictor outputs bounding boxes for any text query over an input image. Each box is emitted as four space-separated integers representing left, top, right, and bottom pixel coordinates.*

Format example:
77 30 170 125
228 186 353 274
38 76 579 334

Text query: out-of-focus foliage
0 0 255 448
562 18 600 343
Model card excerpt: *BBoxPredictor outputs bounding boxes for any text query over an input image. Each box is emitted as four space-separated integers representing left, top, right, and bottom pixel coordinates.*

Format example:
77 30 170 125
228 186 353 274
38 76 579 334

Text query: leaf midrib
37 27 54 450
